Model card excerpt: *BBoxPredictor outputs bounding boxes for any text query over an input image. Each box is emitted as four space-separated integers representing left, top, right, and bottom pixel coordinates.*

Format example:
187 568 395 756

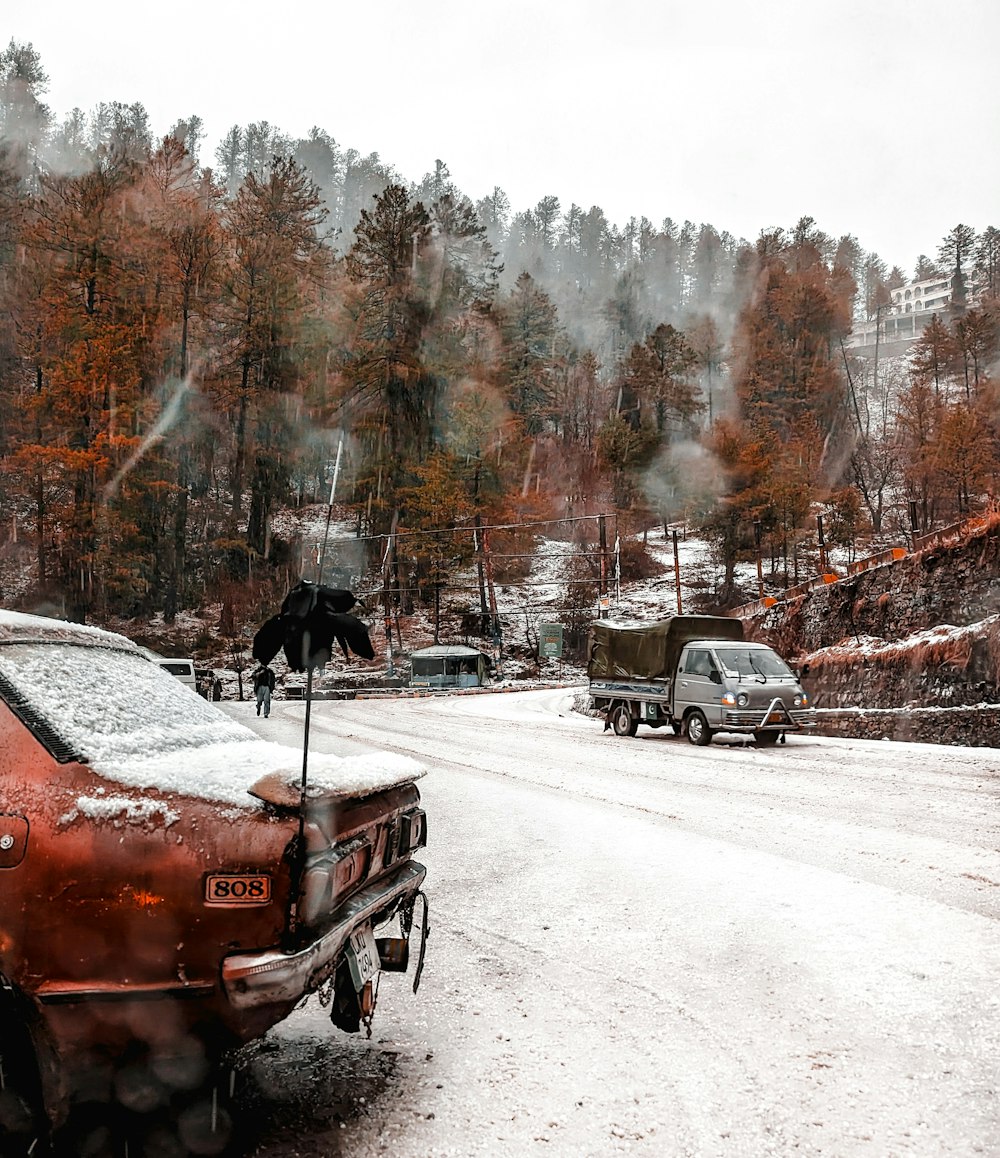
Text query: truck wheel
755 731 779 747
686 710 713 746
611 704 638 737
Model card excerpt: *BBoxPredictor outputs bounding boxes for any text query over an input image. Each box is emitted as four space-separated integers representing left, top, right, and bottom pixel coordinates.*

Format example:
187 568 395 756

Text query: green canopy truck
588 615 816 747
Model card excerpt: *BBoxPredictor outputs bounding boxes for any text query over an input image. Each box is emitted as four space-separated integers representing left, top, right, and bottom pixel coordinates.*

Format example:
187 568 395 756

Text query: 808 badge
204 873 271 905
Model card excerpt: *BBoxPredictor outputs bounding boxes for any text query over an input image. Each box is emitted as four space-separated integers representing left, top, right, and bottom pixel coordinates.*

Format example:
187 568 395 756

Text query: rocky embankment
744 513 1000 746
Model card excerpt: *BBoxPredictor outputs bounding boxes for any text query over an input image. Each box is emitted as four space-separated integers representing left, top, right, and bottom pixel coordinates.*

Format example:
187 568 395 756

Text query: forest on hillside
1 40 999 638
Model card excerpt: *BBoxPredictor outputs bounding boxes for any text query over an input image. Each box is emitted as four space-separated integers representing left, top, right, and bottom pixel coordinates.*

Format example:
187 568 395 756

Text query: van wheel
686 711 713 746
755 731 779 747
611 704 638 737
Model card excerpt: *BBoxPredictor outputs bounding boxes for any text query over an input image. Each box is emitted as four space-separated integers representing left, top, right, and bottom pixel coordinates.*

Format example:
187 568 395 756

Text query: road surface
226 688 1000 1157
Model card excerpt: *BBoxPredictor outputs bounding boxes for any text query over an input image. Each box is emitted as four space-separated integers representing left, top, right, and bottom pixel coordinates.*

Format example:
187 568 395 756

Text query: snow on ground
802 614 1000 663
232 690 1000 1158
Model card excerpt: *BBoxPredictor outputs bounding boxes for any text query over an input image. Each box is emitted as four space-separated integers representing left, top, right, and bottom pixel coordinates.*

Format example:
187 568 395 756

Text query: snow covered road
227 689 1000 1157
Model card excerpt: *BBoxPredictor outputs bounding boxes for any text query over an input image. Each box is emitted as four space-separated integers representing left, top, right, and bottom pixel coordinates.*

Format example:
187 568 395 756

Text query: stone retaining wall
742 517 1000 747
814 706 1000 747
750 516 1000 656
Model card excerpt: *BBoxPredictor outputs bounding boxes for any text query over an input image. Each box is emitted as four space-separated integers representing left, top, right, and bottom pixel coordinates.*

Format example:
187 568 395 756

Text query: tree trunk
34 362 46 586
232 394 248 512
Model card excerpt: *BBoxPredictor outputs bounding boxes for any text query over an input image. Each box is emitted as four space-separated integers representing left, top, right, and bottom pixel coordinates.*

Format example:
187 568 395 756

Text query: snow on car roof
0 613 423 807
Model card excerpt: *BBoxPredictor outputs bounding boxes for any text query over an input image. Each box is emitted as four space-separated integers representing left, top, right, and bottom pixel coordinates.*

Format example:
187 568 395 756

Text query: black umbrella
252 580 374 670
250 578 375 937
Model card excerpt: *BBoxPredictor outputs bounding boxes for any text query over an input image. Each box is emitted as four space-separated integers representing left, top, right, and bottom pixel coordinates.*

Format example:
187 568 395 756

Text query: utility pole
482 527 502 676
598 515 608 617
754 520 764 597
672 529 683 613
316 436 343 584
433 572 441 645
381 512 398 678
873 301 891 402
839 339 865 438
474 513 489 635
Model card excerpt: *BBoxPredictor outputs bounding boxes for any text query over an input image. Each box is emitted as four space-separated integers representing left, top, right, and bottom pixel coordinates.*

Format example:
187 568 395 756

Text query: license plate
345 923 381 990
204 874 271 905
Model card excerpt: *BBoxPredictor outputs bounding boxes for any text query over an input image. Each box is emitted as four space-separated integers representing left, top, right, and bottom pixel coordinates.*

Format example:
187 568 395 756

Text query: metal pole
614 534 621 603
299 666 313 804
434 580 440 645
816 514 827 573
672 529 682 614
382 529 395 678
482 528 502 677
316 436 344 584
754 520 764 597
873 303 884 402
474 514 489 634
839 339 865 437
290 665 314 936
598 515 608 617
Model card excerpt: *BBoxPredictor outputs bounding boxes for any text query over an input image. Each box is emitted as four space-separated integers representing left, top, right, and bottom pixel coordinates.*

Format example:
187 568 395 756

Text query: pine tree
895 378 942 530
953 307 998 396
938 223 977 315
619 323 700 437
474 187 510 250
215 126 245 197
935 401 992 517
497 272 559 435
343 183 433 529
216 157 328 557
861 252 891 321
973 226 1000 299
11 149 164 619
534 195 561 251
143 137 225 618
913 254 941 281
910 313 957 396
0 39 50 185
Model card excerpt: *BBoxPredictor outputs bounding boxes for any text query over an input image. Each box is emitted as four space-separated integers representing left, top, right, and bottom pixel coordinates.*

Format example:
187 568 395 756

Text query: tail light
300 837 372 926
383 809 428 868
399 809 427 853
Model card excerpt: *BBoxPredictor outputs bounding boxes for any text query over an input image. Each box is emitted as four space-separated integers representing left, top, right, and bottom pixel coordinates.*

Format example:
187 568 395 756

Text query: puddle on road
238 1028 406 1157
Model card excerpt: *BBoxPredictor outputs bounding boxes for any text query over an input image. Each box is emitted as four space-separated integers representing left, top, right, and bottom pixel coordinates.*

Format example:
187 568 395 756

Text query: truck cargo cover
588 615 744 680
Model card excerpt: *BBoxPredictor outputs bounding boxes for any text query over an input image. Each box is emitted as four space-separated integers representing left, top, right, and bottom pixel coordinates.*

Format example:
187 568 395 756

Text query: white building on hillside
846 274 957 352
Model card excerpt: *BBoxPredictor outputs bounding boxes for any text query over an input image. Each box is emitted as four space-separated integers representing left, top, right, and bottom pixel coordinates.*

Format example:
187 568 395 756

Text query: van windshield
714 647 793 679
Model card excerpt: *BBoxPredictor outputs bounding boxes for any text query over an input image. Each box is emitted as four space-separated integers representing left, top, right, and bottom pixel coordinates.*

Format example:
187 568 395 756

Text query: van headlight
737 692 749 707
794 693 806 707
721 692 736 706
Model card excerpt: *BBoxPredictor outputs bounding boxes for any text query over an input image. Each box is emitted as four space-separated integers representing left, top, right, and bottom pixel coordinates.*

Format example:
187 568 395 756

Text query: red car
0 610 428 1154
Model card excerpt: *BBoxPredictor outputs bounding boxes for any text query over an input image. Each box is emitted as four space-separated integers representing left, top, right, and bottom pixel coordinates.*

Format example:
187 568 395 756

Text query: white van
156 658 197 691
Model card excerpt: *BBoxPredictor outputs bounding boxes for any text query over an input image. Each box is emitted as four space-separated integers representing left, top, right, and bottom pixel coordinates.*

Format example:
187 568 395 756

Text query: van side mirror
709 669 722 684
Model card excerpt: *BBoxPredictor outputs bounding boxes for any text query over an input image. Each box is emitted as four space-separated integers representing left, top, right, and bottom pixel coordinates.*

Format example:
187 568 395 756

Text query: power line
356 578 604 600
488 552 603 560
320 512 611 546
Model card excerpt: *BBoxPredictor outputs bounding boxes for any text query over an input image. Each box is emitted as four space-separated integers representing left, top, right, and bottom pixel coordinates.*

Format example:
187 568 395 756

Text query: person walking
253 664 276 718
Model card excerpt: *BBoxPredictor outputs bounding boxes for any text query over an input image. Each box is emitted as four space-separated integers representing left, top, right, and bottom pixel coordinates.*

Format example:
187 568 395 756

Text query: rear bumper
221 860 427 1009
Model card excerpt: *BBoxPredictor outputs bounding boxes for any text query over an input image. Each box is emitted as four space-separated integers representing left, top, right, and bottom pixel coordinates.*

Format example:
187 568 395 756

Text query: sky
7 0 999 275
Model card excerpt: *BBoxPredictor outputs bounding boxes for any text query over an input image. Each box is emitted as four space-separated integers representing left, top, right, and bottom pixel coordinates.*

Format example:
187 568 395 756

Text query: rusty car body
0 610 428 1151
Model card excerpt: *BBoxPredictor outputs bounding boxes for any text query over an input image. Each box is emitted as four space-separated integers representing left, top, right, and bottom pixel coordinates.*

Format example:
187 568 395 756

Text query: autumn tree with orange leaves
703 221 855 600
